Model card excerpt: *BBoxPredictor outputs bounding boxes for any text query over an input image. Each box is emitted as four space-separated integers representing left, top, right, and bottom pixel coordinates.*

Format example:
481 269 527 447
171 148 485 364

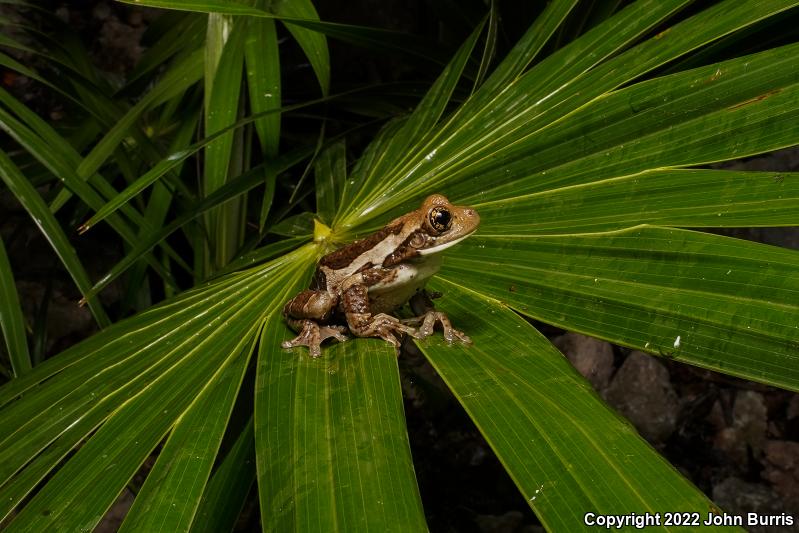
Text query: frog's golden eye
429 207 452 232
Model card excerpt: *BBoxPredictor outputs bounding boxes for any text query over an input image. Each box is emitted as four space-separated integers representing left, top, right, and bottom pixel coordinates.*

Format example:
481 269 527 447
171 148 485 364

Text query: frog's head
376 194 479 268
413 194 480 255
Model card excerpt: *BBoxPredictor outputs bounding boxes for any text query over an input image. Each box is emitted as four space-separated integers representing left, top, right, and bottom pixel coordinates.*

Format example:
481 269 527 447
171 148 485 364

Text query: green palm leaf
419 279 721 529
257 324 426 531
0 149 109 326
0 236 29 376
2 1 798 531
444 227 799 390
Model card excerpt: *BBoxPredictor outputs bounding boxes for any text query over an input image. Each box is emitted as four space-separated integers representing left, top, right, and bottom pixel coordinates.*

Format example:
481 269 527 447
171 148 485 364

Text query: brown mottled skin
282 194 480 357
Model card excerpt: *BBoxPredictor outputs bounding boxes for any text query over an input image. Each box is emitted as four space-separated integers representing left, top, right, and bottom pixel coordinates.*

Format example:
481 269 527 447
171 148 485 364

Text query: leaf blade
117 330 256 533
0 149 109 326
476 169 799 234
444 227 799 392
256 298 427 531
276 0 330 96
416 280 732 531
0 251 309 531
0 236 30 376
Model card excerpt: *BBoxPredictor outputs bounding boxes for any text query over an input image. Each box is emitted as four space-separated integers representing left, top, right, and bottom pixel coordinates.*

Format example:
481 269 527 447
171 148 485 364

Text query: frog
281 194 480 357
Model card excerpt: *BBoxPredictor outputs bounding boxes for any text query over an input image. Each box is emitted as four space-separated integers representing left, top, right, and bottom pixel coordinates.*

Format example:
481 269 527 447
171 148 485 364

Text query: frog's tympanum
282 194 480 357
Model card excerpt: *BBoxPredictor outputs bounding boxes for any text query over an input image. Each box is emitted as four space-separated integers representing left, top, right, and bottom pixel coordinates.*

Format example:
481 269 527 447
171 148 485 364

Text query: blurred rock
475 510 524 533
714 391 768 465
788 394 799 420
712 477 796 533
763 440 799 504
92 2 111 20
552 332 614 391
604 351 678 444
734 391 768 450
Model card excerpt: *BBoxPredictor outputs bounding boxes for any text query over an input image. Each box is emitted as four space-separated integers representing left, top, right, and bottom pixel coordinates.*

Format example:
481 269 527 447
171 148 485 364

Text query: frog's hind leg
282 319 348 358
342 285 420 353
402 290 471 344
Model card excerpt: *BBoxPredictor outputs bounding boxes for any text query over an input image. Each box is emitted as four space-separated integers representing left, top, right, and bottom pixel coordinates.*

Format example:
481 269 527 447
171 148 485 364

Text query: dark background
1 2 798 531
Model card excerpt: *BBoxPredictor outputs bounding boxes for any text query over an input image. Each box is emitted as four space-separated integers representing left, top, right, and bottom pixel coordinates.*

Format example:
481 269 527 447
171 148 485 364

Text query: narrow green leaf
214 235 307 277
124 108 201 309
474 0 577 98
204 14 245 195
471 0 498 93
0 89 188 280
118 0 456 68
274 0 330 96
76 99 321 235
0 108 185 278
76 47 204 182
417 280 729 531
244 13 281 228
444 227 799 392
342 0 799 229
269 212 315 237
459 40 799 201
118 331 256 532
0 269 254 409
463 0 798 170
0 250 309 531
0 237 30 376
81 145 311 300
338 0 694 227
339 117 406 212
74 85 399 236
0 50 96 113
0 268 263 521
124 13 205 90
477 169 799 234
190 418 255 533
342 18 485 221
118 0 266 15
256 300 427 531
204 14 247 269
485 87 799 201
315 139 346 224
0 149 109 326
3 325 259 532
0 270 263 489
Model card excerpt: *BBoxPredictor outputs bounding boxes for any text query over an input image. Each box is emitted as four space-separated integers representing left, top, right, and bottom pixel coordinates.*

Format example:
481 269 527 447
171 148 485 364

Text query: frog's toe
282 321 348 357
379 331 402 351
406 311 471 344
320 325 348 343
444 327 471 344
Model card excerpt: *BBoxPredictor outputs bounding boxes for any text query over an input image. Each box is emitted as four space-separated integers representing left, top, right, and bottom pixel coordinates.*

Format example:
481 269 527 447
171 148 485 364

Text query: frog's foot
282 320 348 358
349 313 421 352
402 311 471 344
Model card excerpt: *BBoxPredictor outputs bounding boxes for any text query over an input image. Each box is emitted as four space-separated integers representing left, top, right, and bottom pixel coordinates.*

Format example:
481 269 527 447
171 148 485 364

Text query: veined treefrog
282 194 480 357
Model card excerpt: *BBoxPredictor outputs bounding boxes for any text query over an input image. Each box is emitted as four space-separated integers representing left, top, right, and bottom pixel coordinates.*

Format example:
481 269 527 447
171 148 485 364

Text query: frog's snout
463 208 480 228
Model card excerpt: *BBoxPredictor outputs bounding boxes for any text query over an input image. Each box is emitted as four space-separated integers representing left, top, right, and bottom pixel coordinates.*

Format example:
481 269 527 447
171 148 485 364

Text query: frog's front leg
402 289 471 344
281 290 347 357
342 285 419 352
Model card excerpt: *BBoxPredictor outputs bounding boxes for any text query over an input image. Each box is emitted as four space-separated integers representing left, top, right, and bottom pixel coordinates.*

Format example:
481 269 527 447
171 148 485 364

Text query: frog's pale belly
367 256 442 314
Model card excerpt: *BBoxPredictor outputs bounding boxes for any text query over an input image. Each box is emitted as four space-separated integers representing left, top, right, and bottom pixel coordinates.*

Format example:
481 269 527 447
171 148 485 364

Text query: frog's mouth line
418 231 476 255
